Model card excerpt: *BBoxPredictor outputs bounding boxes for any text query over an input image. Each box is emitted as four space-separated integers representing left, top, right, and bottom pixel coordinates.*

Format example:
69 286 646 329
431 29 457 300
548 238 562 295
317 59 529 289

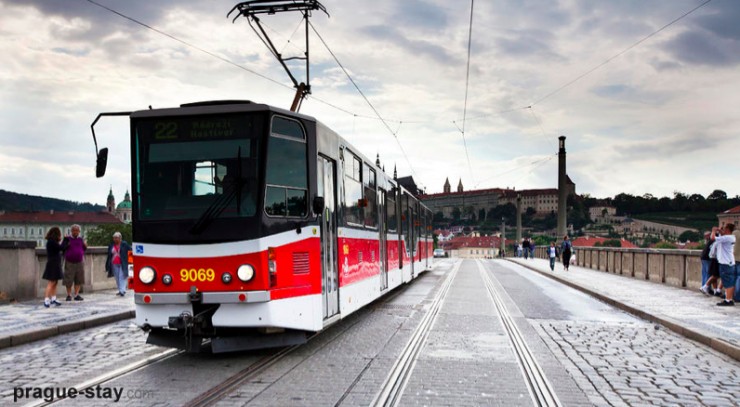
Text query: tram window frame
342 150 364 227
386 194 397 233
363 163 377 229
264 115 309 219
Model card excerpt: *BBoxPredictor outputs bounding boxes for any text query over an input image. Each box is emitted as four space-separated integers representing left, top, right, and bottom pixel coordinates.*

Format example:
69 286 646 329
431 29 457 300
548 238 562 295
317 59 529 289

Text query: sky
1 0 739 207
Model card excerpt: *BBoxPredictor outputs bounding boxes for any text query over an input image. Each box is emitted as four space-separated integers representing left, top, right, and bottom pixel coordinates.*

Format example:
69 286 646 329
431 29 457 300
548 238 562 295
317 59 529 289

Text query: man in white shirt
712 224 736 306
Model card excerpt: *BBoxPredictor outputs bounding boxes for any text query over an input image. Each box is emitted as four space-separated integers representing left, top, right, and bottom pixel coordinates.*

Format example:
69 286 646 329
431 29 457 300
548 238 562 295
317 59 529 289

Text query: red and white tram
95 100 434 352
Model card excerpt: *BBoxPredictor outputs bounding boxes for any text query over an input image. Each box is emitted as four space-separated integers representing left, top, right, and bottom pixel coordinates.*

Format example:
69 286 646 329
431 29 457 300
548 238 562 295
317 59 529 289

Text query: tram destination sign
137 114 255 142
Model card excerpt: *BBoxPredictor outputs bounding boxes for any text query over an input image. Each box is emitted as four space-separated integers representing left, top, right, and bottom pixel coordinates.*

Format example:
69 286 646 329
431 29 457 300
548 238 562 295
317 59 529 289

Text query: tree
452 207 461 221
678 230 703 242
707 189 727 200
86 223 132 246
433 211 444 222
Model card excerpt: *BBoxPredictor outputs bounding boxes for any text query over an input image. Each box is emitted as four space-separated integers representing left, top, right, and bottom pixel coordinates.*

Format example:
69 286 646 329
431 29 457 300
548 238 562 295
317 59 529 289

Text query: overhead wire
531 0 713 106
307 20 420 183
460 0 476 187
83 0 294 92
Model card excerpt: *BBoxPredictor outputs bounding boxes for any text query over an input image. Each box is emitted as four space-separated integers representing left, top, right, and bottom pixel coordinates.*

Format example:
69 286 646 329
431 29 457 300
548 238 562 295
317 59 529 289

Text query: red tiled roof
439 235 507 250
721 205 740 215
0 211 122 224
570 236 638 248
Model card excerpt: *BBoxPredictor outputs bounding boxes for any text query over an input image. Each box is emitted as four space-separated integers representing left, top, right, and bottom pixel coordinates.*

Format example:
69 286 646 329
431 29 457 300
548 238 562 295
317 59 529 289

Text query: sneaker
43 301 50 308
74 295 84 301
717 300 735 306
51 299 62 306
700 286 711 295
714 291 723 297
66 296 72 301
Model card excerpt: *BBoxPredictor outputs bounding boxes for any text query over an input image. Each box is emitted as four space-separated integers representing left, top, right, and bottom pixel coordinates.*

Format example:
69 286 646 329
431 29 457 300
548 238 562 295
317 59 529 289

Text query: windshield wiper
189 148 247 235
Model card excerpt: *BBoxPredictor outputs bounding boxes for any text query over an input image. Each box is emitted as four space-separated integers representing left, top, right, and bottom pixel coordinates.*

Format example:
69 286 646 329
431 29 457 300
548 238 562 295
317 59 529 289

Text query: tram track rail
184 264 441 406
478 260 562 407
26 348 181 407
370 260 462 407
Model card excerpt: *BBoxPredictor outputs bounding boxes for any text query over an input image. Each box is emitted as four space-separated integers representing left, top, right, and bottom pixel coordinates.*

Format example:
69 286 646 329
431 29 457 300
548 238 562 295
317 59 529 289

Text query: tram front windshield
134 114 260 225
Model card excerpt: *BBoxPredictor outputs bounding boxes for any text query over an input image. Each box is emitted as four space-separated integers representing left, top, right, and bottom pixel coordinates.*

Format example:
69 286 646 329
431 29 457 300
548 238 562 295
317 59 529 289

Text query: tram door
318 156 339 319
379 189 388 291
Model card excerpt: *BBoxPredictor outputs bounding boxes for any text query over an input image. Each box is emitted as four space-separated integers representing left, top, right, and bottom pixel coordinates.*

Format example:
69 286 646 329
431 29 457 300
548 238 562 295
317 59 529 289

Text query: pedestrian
530 241 536 259
516 243 523 258
561 235 572 271
699 232 712 289
547 241 558 271
42 227 64 308
702 235 723 297
105 232 132 297
523 238 530 259
62 224 87 301
712 224 736 306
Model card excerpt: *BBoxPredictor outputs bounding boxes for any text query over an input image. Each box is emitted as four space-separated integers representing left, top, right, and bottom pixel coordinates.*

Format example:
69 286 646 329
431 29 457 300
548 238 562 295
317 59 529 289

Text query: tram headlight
222 272 233 284
237 264 255 282
139 267 156 284
162 274 173 285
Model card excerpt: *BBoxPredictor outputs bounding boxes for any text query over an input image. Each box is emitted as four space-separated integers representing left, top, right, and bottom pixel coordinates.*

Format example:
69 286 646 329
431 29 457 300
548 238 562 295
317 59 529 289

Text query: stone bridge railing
533 245 703 290
0 241 116 301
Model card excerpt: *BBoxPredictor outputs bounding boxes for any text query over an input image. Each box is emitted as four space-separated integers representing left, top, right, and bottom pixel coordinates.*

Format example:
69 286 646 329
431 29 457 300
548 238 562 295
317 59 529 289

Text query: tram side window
343 152 363 226
402 193 411 251
387 195 397 233
265 116 308 217
363 163 377 228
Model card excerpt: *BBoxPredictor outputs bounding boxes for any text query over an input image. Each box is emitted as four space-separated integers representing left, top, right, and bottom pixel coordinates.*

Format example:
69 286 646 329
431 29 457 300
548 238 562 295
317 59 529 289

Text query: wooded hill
0 189 104 212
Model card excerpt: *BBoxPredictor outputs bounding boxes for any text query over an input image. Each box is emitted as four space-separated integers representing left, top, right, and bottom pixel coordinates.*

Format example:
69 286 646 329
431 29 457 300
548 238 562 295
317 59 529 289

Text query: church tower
457 179 464 193
106 187 115 213
443 178 451 193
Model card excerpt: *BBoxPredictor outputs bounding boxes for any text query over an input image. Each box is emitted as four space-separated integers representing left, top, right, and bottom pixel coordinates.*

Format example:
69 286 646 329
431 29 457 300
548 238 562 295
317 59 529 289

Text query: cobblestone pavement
499 260 740 407
535 320 740 407
0 320 164 405
508 258 740 348
0 289 133 339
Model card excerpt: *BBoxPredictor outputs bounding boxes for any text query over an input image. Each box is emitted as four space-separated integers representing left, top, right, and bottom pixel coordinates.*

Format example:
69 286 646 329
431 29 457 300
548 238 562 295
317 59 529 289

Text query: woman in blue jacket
105 232 132 297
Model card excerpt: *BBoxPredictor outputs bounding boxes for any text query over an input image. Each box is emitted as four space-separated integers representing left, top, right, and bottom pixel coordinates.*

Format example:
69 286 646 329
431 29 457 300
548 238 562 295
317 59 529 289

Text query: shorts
718 263 737 289
63 261 85 287
709 259 720 278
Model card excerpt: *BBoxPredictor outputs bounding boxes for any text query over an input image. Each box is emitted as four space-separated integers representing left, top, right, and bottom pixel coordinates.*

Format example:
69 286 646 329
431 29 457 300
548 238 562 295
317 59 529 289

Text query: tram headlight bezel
139 267 156 284
237 264 255 282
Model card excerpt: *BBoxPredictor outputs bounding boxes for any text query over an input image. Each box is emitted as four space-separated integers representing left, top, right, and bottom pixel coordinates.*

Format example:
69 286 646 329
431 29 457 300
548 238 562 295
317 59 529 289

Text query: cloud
359 25 456 65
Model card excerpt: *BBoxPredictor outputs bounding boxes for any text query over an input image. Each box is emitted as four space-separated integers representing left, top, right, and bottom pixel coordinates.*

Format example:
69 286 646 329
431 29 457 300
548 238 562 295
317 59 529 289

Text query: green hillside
632 212 717 231
0 189 104 212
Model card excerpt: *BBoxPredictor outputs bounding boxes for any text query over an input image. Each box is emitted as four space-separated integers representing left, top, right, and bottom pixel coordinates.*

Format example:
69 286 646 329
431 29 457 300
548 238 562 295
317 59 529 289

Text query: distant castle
422 177 576 220
106 187 132 224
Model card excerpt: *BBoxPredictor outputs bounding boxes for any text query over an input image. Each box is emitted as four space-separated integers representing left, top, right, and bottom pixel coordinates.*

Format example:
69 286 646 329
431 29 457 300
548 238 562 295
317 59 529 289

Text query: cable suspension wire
474 154 556 189
307 20 420 182
84 0 294 92
460 0 476 187
531 0 712 106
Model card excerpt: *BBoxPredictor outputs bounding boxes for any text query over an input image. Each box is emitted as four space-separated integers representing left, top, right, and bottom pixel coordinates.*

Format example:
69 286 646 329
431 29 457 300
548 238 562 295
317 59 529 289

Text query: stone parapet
0 241 116 301
533 245 702 289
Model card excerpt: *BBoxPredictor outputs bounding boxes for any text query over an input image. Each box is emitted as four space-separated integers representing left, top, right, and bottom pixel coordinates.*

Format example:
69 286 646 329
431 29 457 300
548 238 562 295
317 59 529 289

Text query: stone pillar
516 194 522 243
501 219 506 256
0 241 38 301
557 136 567 238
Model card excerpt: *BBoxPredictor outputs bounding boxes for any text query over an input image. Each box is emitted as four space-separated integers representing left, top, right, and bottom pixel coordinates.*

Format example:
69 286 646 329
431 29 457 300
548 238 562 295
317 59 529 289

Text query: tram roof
129 100 317 123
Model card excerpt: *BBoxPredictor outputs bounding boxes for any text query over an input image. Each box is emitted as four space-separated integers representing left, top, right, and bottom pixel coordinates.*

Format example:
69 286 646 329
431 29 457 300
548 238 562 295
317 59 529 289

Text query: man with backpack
561 235 572 271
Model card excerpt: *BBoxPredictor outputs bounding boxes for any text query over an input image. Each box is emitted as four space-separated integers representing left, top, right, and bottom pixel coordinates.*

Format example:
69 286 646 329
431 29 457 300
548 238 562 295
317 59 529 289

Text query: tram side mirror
313 196 325 215
96 148 109 178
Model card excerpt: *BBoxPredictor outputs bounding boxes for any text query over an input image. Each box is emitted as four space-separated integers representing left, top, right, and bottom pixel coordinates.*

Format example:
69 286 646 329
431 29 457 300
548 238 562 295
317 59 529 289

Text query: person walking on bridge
561 235 572 271
62 224 87 301
106 232 132 297
713 224 736 306
42 227 64 308
547 241 558 271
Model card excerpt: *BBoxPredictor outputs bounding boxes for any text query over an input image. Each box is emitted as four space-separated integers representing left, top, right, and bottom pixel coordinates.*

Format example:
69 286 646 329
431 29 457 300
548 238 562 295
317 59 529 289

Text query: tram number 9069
180 268 215 282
